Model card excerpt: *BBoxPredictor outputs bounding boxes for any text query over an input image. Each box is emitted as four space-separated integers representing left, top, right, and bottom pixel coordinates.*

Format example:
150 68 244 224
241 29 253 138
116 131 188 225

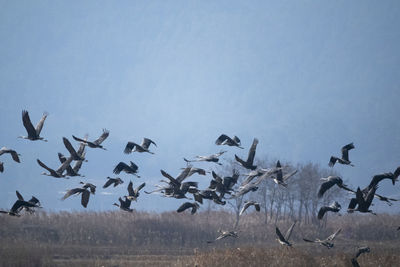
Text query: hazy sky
1 1 399 212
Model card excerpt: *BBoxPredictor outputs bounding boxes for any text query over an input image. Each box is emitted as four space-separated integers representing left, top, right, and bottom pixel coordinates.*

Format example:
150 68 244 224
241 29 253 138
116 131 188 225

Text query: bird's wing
62 188 83 200
37 159 55 173
93 129 109 145
127 181 134 196
35 112 48 135
303 238 316 243
177 202 192 213
142 138 157 149
176 167 191 183
72 135 88 144
56 156 74 174
81 190 90 208
124 142 137 154
318 207 327 220
327 228 341 241
365 185 378 206
103 178 114 188
246 138 259 164
160 170 179 185
113 162 128 174
285 221 296 241
283 170 298 182
72 158 84 173
233 136 241 145
63 137 80 159
76 138 87 156
355 187 366 206
239 202 250 216
10 200 26 213
368 173 394 189
134 182 146 194
10 150 20 163
211 171 223 183
341 143 354 161
22 110 37 138
318 180 336 198
275 227 286 242
215 134 230 145
347 198 358 210
0 162 3 172
15 190 24 201
328 156 338 167
254 203 261 212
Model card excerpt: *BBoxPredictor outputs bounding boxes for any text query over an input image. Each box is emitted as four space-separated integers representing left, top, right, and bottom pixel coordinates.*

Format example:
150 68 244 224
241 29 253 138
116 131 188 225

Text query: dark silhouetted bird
234 138 258 170
72 129 109 150
215 134 243 148
124 138 157 154
19 110 48 142
329 143 355 167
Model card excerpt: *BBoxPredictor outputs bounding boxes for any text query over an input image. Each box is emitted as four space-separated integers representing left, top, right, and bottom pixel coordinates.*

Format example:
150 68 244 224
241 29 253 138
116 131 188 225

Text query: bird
347 186 377 214
124 138 157 154
318 176 350 198
239 200 260 216
329 142 355 167
15 190 41 214
275 221 296 247
0 162 3 173
177 202 199 214
113 196 133 212
184 151 226 165
62 184 94 208
0 198 41 217
62 137 86 161
72 129 109 150
57 152 85 177
0 147 21 163
215 134 243 148
318 201 341 220
126 181 146 201
272 160 298 187
18 110 48 142
184 166 209 177
207 230 238 243
103 177 124 188
79 182 96 194
303 228 341 248
113 161 140 177
37 157 74 178
234 138 258 170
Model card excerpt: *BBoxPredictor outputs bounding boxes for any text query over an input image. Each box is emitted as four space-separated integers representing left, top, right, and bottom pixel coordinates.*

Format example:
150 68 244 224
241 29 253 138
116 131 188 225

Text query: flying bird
234 138 258 170
207 230 238 243
347 186 377 214
318 176 350 198
318 201 341 220
303 228 341 249
329 142 355 167
184 151 226 165
0 147 21 163
62 137 86 161
15 190 41 214
113 196 133 212
239 200 260 216
19 110 48 142
113 161 140 177
215 134 243 148
272 160 298 187
124 138 157 154
177 202 199 214
62 183 95 208
37 157 74 178
126 181 146 201
57 152 85 177
103 177 124 188
275 221 296 247
72 129 109 150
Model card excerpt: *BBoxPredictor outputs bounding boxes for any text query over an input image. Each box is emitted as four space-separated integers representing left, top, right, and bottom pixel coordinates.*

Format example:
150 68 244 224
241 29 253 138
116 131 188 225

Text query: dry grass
0 211 399 266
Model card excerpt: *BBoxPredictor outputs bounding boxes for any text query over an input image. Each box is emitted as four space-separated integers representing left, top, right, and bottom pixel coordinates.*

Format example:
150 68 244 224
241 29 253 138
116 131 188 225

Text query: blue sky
0 1 399 212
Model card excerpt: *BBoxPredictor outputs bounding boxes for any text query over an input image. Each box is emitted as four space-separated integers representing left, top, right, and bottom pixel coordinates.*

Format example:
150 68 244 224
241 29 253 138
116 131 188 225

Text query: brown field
0 211 399 267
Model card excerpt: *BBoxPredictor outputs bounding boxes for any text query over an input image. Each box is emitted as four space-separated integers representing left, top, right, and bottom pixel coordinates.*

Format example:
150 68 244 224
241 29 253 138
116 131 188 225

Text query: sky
0 1 399 213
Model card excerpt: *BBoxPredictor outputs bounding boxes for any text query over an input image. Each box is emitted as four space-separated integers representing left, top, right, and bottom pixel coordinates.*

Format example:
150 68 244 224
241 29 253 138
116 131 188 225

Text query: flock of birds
1 110 399 266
